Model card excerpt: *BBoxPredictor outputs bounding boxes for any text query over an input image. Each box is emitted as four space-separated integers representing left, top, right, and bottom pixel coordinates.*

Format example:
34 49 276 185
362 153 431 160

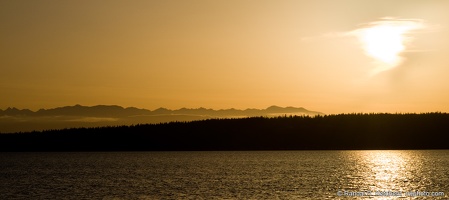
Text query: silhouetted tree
1 113 448 151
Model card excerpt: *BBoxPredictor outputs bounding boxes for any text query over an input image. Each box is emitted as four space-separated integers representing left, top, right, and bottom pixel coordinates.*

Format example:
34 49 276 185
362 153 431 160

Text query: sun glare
362 25 405 64
352 18 425 74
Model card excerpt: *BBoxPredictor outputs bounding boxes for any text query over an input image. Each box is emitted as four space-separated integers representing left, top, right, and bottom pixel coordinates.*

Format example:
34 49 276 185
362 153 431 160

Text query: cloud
347 18 427 74
303 17 435 75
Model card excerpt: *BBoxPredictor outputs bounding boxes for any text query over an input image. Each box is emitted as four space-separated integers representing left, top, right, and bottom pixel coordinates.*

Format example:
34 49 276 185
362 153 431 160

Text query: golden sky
1 0 449 114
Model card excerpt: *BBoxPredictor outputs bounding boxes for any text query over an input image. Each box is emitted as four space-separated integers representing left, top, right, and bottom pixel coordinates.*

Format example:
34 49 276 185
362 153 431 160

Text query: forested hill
1 113 448 151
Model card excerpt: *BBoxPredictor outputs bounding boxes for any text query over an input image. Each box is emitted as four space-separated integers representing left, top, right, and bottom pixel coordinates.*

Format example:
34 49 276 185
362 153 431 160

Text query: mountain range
0 105 323 133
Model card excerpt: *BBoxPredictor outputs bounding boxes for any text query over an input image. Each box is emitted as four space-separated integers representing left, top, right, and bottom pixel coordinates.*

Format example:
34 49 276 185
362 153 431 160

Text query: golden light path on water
341 150 439 199
350 18 425 75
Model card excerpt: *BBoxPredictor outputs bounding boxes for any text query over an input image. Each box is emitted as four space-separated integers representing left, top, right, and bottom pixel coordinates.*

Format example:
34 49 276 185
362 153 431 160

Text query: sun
352 18 425 74
361 25 405 65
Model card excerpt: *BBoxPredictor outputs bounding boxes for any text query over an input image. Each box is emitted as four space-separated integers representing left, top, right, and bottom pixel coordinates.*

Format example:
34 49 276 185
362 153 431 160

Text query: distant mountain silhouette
1 105 151 117
0 105 323 133
0 105 322 117
1 107 34 116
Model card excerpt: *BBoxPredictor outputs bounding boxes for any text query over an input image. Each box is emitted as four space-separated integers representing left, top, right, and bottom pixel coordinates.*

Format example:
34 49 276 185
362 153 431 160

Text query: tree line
1 113 448 151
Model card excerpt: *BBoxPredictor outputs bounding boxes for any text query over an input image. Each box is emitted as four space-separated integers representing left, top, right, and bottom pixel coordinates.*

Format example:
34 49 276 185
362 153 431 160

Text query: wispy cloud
351 18 426 74
303 17 436 75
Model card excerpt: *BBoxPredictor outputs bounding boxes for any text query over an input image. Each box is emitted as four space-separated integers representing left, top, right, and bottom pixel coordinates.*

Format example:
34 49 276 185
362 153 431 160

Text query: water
1 151 448 199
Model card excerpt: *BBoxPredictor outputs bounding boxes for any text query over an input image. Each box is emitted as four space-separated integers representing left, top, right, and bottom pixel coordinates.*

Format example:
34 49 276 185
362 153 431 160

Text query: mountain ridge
0 105 323 117
0 105 323 133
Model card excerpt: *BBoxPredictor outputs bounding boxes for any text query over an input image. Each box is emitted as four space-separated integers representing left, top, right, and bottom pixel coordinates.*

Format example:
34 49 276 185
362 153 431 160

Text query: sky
1 0 449 114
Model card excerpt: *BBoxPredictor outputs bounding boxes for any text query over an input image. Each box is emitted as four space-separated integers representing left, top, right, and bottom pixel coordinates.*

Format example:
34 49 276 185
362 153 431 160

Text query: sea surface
1 150 448 199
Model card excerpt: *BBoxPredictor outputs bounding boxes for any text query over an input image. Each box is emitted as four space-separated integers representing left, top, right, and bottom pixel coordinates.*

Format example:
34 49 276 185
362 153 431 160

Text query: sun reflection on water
344 150 430 198
363 151 411 190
